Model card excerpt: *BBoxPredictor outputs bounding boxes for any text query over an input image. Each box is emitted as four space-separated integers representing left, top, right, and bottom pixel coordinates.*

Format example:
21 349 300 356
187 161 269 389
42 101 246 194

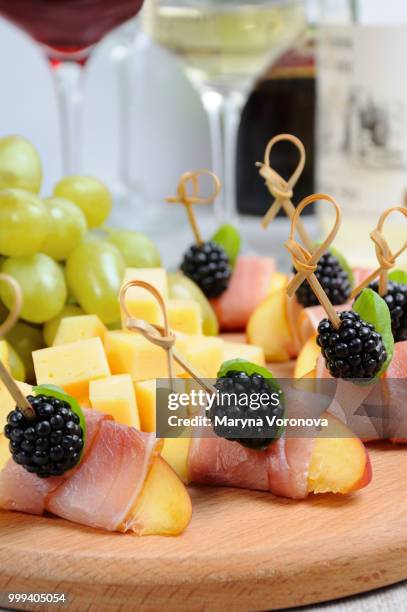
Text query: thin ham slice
267 436 315 500
319 342 407 443
46 421 160 531
286 267 374 356
0 462 60 516
188 385 328 499
0 409 108 516
384 341 407 443
188 436 270 492
353 267 374 288
297 303 350 347
211 256 275 331
189 435 315 500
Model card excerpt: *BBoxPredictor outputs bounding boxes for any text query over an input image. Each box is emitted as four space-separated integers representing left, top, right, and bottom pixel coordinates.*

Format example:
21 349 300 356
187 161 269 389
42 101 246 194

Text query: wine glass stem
202 89 245 223
51 61 84 175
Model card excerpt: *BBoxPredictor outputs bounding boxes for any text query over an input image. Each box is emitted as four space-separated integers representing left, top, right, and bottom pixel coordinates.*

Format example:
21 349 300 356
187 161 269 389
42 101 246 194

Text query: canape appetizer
161 359 372 499
168 169 276 332
0 372 191 535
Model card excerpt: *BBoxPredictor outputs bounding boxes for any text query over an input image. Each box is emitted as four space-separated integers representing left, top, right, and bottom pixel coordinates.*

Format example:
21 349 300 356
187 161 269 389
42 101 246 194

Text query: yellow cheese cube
89 374 140 429
134 379 156 432
0 380 32 432
168 299 202 335
175 334 224 378
223 341 266 368
33 337 110 403
104 331 179 381
121 268 168 326
53 314 106 346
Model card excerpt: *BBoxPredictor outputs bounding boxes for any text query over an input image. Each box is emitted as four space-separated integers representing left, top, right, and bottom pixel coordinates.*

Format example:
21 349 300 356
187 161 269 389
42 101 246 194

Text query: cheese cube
33 337 110 403
168 299 202 335
223 341 266 367
53 314 106 346
134 379 156 432
121 268 168 326
89 374 140 429
175 334 224 378
104 331 179 381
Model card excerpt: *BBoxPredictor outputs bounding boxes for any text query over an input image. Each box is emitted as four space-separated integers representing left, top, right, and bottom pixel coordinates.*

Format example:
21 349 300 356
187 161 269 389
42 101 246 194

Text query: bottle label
317 25 407 218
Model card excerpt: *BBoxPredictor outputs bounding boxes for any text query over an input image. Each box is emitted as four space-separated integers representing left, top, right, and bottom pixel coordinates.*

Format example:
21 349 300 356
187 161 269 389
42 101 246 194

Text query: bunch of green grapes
0 136 161 383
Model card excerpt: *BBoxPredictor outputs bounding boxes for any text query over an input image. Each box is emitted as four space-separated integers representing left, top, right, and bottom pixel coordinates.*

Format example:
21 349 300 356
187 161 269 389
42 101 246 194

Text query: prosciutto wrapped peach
0 406 192 535
162 413 371 499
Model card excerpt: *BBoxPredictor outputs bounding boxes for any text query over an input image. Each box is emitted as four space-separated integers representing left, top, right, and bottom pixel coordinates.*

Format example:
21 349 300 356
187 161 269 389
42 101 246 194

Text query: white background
1 1 406 200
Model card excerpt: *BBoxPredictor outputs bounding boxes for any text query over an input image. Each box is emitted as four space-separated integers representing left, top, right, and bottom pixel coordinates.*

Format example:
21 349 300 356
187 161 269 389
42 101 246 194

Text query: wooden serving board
0 444 406 611
0 356 406 611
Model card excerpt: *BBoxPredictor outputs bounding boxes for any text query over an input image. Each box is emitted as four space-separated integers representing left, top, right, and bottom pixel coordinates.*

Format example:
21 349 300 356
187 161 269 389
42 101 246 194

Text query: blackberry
367 280 407 342
210 371 284 450
295 252 351 307
4 394 84 478
180 241 232 298
317 311 387 379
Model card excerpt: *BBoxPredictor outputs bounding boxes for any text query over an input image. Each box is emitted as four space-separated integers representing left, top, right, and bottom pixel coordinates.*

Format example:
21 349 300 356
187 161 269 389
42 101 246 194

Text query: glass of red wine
0 0 145 174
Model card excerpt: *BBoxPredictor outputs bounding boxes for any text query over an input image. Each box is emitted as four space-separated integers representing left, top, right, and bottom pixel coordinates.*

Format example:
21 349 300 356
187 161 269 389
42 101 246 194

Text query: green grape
107 229 161 268
211 224 241 268
6 321 45 383
0 188 49 257
106 320 122 331
0 298 8 324
7 343 26 382
168 272 219 336
0 135 42 193
43 303 84 346
1 254 67 324
66 239 125 324
53 176 112 228
41 197 87 261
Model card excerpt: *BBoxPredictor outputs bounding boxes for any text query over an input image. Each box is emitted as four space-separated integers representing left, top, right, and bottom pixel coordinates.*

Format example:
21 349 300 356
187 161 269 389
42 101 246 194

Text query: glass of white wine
143 0 307 222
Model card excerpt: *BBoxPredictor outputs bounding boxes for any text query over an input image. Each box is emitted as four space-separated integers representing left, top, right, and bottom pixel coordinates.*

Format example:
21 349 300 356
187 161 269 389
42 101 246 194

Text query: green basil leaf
217 358 285 446
211 224 241 267
388 269 407 284
353 288 394 377
33 384 87 460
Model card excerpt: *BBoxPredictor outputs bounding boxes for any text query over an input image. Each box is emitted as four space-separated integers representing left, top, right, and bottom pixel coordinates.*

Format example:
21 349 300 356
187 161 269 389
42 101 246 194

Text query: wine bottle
236 29 316 218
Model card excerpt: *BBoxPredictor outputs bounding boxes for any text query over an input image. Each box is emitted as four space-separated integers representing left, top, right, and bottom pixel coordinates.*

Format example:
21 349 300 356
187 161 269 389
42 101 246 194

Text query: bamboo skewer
257 133 311 250
350 206 407 299
285 193 343 330
166 170 221 246
0 360 35 419
120 281 216 396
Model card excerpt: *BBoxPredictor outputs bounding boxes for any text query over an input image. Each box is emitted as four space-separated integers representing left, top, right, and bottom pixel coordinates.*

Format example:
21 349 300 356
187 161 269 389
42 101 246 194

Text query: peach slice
294 335 321 379
161 437 191 484
268 272 289 293
122 456 192 536
247 287 296 362
307 415 372 495
0 434 10 471
161 415 371 498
